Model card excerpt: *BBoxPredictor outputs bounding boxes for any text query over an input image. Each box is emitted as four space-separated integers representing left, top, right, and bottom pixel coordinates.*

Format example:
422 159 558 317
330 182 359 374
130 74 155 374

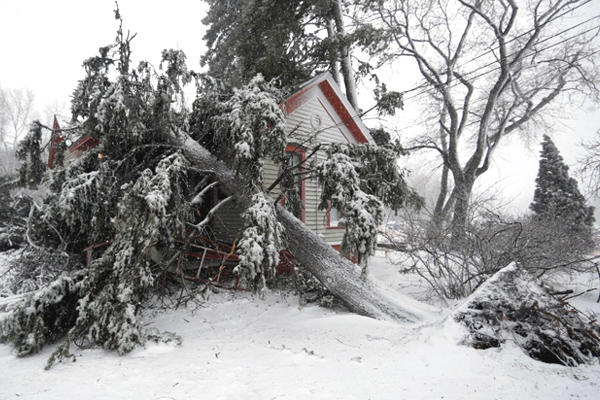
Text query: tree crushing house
208 72 374 251
48 73 374 272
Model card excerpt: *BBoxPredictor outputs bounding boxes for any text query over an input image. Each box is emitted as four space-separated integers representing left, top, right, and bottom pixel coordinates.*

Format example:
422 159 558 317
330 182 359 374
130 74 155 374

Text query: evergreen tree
15 121 46 189
530 135 595 228
1 15 196 367
201 0 320 88
529 135 595 256
201 0 364 110
0 175 29 251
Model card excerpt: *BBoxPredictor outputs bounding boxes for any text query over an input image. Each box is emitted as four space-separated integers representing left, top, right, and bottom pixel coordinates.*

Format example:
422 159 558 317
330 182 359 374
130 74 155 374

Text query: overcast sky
1 0 599 214
0 0 209 113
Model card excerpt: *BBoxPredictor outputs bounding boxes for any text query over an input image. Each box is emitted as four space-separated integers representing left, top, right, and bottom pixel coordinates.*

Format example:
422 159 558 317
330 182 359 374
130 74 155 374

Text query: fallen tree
180 135 425 322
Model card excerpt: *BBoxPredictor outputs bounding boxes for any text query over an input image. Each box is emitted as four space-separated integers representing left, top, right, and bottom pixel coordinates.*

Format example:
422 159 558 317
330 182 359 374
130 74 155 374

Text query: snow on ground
1 254 600 399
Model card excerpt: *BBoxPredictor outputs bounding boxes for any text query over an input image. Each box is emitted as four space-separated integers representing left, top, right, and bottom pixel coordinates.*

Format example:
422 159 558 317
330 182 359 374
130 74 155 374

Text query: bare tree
579 128 600 196
359 0 600 240
0 85 36 176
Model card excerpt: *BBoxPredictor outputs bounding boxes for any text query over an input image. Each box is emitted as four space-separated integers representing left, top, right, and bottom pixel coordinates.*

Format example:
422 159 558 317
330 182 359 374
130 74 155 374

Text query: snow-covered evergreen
236 194 284 292
0 176 28 251
1 17 198 367
531 135 595 229
527 135 596 269
224 75 287 183
15 122 45 189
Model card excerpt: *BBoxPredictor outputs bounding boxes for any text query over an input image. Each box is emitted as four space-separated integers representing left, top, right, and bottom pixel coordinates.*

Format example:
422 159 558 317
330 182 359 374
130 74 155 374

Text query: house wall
63 149 79 166
211 196 245 243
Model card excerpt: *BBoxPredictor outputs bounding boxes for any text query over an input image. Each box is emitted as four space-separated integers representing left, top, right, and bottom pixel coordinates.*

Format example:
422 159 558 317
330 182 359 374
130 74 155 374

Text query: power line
451 0 595 72
383 1 598 102
394 46 600 133
348 4 600 134
401 19 600 105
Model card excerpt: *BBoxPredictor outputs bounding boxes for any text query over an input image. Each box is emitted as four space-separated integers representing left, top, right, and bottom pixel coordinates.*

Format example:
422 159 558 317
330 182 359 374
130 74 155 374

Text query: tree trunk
332 0 359 111
433 164 450 224
433 107 450 224
449 177 474 245
326 18 342 85
180 135 424 322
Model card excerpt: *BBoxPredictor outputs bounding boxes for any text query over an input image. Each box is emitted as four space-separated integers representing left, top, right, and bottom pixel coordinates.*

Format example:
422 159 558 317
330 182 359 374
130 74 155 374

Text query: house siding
63 150 79 166
211 196 244 243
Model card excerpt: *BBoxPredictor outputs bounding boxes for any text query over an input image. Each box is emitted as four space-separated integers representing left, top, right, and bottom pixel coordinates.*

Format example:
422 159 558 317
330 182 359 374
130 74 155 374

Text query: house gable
48 116 100 169
281 72 374 146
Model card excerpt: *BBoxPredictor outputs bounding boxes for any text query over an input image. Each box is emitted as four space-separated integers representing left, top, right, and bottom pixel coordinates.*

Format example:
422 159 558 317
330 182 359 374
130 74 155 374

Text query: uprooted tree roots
454 263 600 366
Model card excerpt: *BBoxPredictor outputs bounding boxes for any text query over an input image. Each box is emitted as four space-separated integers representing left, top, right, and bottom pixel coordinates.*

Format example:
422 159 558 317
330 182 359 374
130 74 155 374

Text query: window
327 201 344 228
329 205 341 227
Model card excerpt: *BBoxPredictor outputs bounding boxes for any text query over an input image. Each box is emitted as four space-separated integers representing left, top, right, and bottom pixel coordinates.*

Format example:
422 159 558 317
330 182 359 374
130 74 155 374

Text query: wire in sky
401 19 600 105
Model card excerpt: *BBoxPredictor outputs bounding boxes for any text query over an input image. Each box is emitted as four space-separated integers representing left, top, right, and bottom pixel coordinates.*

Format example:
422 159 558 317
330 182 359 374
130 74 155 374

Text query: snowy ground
1 252 600 399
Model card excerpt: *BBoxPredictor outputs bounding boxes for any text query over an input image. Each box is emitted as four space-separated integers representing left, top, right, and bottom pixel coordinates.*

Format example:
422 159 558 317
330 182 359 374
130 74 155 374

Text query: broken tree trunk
181 136 424 322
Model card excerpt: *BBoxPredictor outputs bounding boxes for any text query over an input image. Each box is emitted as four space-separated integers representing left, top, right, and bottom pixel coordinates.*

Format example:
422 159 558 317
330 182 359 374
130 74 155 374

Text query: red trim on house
280 84 314 115
48 116 101 168
48 116 64 169
280 74 370 145
315 97 354 144
186 251 239 261
317 80 369 144
69 135 100 157
283 144 306 223
277 250 296 275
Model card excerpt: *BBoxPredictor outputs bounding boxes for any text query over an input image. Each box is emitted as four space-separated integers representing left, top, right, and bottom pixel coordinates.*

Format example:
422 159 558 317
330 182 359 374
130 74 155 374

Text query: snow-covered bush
236 194 283 293
390 204 598 302
454 263 600 366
